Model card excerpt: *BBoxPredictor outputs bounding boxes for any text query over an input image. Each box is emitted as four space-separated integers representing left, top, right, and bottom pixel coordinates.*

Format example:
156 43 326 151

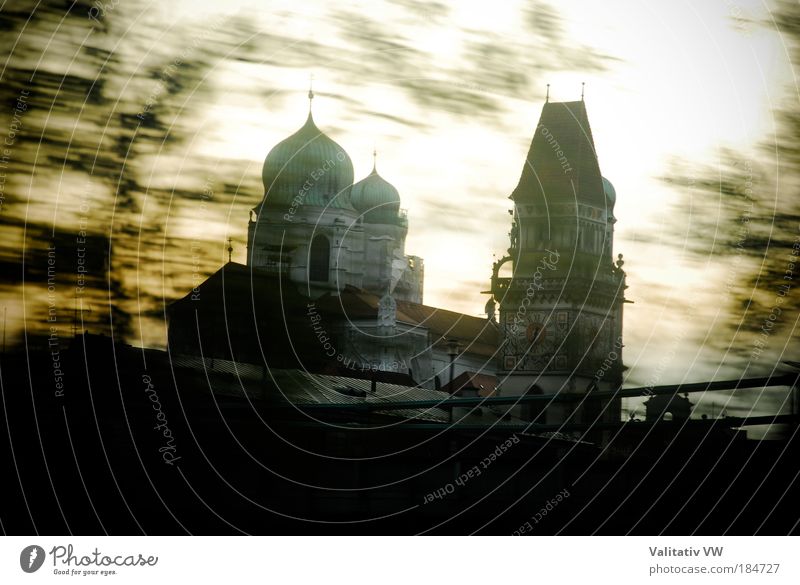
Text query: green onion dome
258 112 354 212
350 163 402 224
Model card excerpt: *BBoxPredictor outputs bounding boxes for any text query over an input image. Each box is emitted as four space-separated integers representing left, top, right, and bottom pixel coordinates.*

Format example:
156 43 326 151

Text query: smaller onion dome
350 153 402 224
602 176 616 206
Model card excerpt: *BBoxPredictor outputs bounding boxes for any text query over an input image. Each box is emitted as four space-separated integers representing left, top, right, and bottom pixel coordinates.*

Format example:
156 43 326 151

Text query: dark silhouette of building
646 392 693 421
490 98 626 432
6 93 798 537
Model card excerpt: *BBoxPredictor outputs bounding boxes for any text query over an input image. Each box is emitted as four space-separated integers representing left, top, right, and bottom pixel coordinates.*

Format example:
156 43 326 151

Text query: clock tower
490 97 626 430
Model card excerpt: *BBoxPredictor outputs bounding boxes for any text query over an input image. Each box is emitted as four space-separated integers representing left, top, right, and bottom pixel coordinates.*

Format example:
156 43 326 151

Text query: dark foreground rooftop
1 334 798 535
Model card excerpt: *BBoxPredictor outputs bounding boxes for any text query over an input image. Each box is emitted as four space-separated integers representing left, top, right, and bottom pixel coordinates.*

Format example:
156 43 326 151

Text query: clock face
498 307 618 372
526 322 546 346
507 312 557 371
500 310 565 371
524 314 555 354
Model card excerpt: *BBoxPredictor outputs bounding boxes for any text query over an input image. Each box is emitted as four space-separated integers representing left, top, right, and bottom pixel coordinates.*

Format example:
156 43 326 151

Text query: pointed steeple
308 74 314 113
511 99 604 206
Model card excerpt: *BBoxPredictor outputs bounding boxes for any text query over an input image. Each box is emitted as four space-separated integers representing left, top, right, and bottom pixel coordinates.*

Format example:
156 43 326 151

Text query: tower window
309 235 330 282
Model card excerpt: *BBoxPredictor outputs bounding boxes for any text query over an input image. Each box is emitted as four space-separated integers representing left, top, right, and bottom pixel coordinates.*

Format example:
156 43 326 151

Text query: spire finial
372 148 377 172
227 237 233 263
581 81 585 101
308 74 314 112
546 83 550 103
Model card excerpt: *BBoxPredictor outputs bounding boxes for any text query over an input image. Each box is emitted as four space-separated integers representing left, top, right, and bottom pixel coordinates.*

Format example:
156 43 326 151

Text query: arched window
309 235 330 282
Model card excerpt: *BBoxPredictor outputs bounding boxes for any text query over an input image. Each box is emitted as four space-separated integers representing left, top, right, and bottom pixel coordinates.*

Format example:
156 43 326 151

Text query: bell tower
491 97 626 428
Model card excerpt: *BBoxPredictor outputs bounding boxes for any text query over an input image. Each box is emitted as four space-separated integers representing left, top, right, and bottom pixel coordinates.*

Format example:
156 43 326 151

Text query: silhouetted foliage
660 1 800 370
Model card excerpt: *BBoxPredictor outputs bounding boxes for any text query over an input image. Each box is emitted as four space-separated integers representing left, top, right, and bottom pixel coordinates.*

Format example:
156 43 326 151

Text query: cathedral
247 88 424 304
168 89 627 424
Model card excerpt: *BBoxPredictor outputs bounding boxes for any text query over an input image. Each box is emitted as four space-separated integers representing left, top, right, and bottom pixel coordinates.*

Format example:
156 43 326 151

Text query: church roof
314 288 499 358
511 100 605 207
170 264 500 363
395 300 499 358
168 262 322 368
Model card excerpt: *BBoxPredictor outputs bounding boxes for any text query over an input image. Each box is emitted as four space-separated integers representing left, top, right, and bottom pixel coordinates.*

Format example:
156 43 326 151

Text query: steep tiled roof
171 265 499 361
511 100 605 207
394 300 499 357
313 287 499 357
